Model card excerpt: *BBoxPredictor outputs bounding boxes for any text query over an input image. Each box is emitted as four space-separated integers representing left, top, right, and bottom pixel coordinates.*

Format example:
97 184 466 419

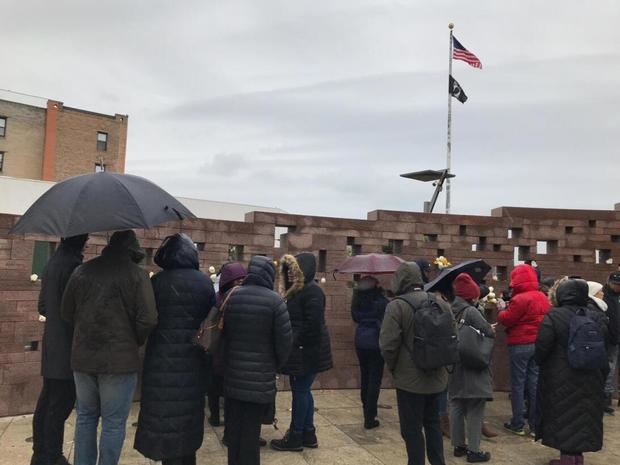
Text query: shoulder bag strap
218 285 240 330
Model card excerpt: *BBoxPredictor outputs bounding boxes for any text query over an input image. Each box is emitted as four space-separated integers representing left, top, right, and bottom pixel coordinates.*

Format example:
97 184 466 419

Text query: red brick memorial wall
1 206 618 416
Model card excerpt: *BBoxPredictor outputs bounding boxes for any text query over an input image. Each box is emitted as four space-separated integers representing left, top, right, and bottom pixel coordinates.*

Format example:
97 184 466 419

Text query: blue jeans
74 372 137 465
290 373 317 434
508 344 538 430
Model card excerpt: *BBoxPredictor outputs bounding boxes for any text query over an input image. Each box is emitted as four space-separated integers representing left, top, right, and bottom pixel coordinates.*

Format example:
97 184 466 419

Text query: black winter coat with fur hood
279 253 333 376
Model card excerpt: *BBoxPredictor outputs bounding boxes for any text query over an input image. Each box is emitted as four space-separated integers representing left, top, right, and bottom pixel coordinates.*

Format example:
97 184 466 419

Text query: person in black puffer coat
271 253 333 452
223 256 292 465
351 276 388 429
134 234 215 465
535 278 608 465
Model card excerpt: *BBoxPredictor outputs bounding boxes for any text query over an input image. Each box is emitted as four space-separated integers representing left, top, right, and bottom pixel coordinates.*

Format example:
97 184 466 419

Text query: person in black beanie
31 234 89 465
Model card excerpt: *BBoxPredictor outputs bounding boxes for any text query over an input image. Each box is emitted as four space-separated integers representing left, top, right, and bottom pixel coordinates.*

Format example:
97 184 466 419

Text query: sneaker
604 405 615 415
467 451 491 463
270 430 304 452
302 429 319 448
364 419 380 430
503 422 526 436
259 437 267 447
454 445 468 457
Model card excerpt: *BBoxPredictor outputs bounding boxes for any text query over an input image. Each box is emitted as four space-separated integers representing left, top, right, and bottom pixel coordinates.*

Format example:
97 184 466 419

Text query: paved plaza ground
1 390 619 465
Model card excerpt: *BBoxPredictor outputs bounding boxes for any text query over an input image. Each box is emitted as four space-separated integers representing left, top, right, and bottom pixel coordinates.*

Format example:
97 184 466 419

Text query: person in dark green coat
449 273 495 463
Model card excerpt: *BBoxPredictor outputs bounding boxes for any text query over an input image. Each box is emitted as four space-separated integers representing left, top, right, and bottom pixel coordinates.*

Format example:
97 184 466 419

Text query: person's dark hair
415 259 432 284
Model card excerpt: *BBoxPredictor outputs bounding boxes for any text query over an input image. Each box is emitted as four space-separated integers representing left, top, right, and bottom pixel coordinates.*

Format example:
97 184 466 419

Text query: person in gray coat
379 262 449 465
449 273 495 463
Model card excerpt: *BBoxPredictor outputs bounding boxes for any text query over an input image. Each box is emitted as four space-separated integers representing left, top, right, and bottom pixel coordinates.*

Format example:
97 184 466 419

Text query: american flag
452 36 482 69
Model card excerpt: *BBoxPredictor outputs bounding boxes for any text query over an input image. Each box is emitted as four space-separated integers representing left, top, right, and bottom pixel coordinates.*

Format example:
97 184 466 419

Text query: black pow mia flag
449 75 468 103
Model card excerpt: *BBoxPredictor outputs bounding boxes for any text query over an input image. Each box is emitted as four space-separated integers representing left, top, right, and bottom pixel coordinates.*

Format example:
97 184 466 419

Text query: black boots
467 450 491 463
270 430 304 452
302 429 319 448
364 418 380 429
604 393 615 415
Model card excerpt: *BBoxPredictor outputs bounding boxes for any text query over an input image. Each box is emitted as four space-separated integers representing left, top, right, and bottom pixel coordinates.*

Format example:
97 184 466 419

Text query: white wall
0 175 285 221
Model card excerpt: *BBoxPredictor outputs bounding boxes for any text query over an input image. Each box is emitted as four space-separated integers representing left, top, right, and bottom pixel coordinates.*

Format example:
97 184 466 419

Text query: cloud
2 1 619 218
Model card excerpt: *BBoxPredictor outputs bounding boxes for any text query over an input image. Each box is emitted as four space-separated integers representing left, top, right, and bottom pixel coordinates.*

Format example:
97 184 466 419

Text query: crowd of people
30 231 620 465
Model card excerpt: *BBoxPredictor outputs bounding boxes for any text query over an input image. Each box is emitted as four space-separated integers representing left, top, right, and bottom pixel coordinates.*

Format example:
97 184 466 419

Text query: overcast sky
3 0 619 218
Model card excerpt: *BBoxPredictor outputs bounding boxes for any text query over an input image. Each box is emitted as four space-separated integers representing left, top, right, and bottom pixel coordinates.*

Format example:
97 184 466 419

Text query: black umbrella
10 172 195 237
424 259 491 293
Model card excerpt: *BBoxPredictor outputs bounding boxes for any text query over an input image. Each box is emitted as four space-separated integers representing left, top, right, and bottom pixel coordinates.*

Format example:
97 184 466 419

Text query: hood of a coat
296 252 317 283
280 254 305 300
153 233 199 270
391 262 424 296
556 279 589 307
60 234 89 253
244 256 276 289
510 264 539 295
102 230 145 263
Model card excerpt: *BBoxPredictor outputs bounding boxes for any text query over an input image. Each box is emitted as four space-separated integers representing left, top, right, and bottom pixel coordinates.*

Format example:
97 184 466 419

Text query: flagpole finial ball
448 23 454 29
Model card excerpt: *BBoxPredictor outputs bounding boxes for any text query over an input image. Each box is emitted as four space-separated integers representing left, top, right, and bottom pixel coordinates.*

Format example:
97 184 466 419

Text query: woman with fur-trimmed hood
271 253 333 452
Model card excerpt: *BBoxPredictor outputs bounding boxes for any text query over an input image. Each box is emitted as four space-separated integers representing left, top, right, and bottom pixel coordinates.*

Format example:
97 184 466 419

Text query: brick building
0 97 127 181
1 204 618 417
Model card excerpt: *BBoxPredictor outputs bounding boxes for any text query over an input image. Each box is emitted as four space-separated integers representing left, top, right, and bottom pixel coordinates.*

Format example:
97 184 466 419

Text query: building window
0 117 6 137
0 152 4 172
95 162 106 173
97 132 108 151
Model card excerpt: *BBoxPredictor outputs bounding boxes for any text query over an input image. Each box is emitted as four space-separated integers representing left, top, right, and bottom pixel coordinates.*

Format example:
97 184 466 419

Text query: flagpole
446 22 454 214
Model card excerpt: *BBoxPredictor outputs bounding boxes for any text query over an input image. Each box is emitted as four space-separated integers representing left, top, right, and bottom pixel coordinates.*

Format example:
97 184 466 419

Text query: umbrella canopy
334 253 405 275
10 172 195 237
424 259 491 293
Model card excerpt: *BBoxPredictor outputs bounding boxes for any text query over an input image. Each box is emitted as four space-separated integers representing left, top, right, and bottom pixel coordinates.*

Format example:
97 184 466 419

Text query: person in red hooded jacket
497 264 550 436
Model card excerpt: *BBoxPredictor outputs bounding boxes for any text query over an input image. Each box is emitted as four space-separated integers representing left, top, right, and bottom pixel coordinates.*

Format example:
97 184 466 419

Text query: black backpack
396 293 459 370
567 307 608 370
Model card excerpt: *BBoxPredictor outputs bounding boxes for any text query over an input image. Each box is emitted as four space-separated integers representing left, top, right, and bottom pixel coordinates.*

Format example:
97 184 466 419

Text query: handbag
194 287 238 354
457 308 495 370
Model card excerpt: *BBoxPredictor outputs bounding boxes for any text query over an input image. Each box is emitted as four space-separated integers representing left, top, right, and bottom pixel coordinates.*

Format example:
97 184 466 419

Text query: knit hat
587 281 608 312
453 273 480 301
609 272 620 285
219 262 247 292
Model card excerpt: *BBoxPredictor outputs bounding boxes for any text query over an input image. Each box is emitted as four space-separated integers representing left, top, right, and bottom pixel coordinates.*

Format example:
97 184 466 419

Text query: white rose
38 315 46 323
30 274 39 282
